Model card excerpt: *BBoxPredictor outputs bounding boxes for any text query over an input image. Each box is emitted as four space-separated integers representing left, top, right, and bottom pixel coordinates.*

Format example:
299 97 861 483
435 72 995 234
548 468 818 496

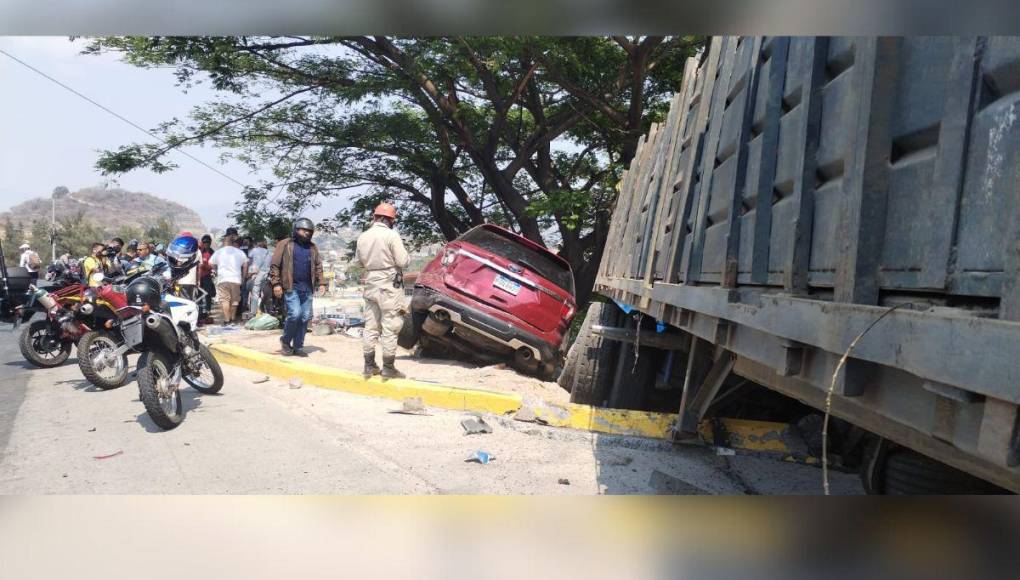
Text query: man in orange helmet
352 201 410 379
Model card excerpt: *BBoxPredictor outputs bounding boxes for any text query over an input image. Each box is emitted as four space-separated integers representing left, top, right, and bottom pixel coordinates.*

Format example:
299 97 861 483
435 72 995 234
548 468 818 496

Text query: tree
29 219 51 261
146 217 177 246
52 185 70 199
55 211 104 259
2 217 25 265
86 36 703 304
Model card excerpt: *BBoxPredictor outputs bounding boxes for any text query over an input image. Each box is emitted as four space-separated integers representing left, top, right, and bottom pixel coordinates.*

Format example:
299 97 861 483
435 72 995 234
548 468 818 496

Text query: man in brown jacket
269 217 325 356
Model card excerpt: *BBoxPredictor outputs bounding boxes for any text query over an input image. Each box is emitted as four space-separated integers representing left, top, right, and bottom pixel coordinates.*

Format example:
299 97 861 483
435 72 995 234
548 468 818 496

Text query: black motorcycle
121 264 223 430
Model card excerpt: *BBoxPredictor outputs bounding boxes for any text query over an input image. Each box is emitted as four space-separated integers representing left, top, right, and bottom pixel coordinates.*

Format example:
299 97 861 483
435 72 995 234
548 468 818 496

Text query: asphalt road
0 331 863 494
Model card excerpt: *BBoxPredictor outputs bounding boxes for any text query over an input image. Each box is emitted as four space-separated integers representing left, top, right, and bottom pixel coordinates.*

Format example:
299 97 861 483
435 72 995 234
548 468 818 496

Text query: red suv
402 224 577 378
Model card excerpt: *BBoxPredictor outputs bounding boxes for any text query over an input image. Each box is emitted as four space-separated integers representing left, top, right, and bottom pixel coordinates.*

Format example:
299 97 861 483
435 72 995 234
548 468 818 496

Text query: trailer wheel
862 439 1006 494
565 301 622 406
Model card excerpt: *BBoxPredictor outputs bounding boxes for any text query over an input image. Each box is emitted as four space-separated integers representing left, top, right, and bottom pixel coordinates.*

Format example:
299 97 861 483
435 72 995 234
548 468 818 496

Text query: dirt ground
204 326 569 403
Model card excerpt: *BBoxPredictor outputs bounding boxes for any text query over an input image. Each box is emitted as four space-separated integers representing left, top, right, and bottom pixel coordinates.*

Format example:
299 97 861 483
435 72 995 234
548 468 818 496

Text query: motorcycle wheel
137 350 183 430
183 344 224 394
19 319 72 368
77 331 129 390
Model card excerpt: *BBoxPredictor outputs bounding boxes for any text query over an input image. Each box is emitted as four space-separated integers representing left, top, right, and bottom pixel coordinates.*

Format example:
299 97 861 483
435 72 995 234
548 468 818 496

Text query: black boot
381 356 406 379
363 353 381 378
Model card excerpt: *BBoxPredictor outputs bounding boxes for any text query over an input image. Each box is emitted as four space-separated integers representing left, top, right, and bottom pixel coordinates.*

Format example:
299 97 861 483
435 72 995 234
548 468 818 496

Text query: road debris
605 454 633 466
93 450 123 460
558 478 570 485
288 377 303 390
465 450 495 464
390 397 428 415
461 417 493 435
252 375 271 384
88 427 96 433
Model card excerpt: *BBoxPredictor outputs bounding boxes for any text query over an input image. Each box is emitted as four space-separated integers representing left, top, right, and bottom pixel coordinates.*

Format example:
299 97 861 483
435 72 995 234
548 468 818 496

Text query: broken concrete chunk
391 397 427 415
461 417 493 435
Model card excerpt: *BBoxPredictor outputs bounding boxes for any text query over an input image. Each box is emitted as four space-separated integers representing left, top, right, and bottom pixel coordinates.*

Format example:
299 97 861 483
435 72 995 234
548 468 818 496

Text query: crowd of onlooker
17 227 294 328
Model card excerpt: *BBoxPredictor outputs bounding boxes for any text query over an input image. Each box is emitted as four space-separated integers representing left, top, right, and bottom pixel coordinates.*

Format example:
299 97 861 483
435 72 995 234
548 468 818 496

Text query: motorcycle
121 263 223 430
76 267 208 391
74 270 134 390
15 268 89 368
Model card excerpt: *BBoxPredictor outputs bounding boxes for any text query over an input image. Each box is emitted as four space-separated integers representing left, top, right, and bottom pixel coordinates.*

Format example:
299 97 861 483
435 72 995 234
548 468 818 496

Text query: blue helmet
165 235 199 275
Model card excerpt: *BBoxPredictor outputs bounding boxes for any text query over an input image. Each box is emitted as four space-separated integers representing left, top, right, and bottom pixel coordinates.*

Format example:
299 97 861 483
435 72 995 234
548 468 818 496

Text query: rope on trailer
632 313 644 373
823 302 915 495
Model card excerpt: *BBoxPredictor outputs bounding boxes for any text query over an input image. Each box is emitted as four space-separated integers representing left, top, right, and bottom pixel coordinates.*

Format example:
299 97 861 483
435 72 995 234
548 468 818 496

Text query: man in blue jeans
268 218 325 357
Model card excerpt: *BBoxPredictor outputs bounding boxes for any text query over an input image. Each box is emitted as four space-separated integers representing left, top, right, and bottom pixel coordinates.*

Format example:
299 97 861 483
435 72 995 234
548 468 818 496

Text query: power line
0 48 250 190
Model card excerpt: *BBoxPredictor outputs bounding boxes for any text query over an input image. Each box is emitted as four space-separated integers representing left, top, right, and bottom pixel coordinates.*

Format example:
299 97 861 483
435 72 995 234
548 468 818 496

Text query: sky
0 36 353 230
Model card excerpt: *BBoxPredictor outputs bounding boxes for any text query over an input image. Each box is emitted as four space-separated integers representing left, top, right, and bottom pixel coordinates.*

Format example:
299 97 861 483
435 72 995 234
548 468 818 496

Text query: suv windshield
458 227 574 295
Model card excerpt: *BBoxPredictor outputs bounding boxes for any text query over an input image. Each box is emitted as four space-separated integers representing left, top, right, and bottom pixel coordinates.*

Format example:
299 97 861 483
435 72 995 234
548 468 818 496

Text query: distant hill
1 186 208 236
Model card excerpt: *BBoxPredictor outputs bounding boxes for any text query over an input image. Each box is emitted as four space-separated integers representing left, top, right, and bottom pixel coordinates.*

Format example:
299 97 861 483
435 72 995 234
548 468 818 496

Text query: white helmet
19 243 30 250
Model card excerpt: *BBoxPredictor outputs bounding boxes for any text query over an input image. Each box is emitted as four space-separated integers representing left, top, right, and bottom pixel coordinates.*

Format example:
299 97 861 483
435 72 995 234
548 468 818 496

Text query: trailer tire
863 441 1007 495
566 302 622 406
882 449 1006 495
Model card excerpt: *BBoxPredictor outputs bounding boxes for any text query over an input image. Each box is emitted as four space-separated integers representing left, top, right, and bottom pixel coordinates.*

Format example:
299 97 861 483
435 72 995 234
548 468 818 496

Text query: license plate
493 274 521 296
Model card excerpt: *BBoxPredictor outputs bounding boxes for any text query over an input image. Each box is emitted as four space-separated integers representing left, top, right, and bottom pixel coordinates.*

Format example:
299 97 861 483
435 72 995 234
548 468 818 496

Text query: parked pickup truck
562 36 1020 494
401 224 577 379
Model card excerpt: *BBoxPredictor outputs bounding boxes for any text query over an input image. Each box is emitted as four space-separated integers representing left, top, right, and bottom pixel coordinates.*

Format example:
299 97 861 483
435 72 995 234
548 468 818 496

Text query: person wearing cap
123 239 139 261
269 217 325 357
18 241 41 282
352 202 410 379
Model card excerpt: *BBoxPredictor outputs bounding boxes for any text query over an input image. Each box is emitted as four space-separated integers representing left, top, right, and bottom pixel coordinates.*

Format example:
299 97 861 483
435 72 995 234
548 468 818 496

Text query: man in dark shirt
269 218 325 357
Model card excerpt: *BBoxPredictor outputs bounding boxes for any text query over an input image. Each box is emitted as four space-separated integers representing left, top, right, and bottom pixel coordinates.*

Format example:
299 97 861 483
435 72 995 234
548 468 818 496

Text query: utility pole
51 194 56 262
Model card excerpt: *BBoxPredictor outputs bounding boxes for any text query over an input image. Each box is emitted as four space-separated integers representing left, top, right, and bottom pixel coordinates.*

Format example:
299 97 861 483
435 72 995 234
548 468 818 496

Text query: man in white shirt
19 242 41 282
209 235 248 326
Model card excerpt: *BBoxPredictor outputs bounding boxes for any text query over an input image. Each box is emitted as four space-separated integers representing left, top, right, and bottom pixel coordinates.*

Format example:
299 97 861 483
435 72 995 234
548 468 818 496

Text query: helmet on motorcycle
165 235 199 276
126 276 162 312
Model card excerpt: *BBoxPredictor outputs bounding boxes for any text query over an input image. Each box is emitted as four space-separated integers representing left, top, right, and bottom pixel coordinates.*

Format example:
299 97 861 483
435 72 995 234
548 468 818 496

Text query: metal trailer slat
593 35 1020 489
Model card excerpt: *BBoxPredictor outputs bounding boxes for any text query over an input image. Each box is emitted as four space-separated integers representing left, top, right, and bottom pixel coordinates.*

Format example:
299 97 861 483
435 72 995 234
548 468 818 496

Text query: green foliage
55 210 104 259
145 217 177 246
2 218 25 265
85 35 705 303
29 220 51 259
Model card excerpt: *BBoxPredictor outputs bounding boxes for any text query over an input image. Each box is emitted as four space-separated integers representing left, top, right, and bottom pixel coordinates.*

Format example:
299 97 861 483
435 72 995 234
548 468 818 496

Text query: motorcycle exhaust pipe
144 314 179 354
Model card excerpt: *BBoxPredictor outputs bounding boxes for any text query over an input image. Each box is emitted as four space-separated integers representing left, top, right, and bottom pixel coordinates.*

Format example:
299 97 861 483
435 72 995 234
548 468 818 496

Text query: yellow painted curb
211 342 680 439
210 343 812 460
699 417 804 456
211 343 522 415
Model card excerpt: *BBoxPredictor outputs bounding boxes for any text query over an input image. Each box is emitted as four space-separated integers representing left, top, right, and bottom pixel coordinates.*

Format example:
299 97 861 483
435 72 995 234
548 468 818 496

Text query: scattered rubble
461 417 493 435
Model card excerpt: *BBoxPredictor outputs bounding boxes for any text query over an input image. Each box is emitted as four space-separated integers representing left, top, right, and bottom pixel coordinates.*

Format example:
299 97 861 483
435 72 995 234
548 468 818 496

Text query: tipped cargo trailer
565 36 1020 493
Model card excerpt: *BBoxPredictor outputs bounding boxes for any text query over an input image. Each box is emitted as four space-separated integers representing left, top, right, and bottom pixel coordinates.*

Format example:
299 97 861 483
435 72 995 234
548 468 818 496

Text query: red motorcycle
74 271 135 389
15 273 90 368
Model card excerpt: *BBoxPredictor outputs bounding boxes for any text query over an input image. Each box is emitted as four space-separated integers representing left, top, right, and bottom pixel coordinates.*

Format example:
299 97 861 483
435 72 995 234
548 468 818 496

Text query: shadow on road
134 389 205 433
